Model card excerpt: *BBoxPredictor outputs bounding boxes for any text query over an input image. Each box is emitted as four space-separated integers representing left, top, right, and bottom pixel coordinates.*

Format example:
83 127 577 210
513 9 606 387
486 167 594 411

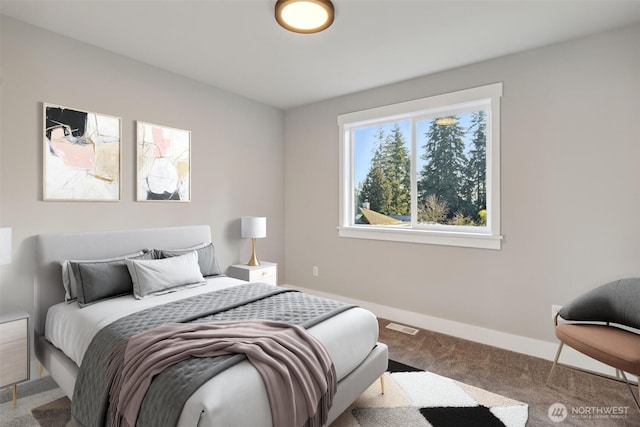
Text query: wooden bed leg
39 363 43 379
380 375 385 395
12 384 17 408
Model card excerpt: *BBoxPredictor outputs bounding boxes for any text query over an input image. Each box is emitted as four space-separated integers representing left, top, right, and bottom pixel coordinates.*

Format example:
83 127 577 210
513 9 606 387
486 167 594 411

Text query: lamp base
247 238 260 266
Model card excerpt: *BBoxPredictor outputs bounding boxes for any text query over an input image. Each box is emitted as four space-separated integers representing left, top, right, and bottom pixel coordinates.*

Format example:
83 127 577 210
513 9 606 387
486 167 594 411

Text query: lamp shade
241 217 267 239
0 227 12 265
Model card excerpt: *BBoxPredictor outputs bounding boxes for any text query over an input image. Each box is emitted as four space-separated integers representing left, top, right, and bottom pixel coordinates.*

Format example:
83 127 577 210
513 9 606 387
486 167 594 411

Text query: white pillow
126 251 206 299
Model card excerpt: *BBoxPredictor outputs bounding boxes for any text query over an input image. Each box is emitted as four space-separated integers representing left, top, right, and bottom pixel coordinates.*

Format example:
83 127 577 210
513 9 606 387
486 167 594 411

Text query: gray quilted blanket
71 283 355 427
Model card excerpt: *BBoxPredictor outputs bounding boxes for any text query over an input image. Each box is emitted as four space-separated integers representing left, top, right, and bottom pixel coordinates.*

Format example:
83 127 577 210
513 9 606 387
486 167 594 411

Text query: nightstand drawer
252 272 276 285
0 318 27 344
248 266 276 283
228 262 278 286
0 339 28 386
0 317 29 388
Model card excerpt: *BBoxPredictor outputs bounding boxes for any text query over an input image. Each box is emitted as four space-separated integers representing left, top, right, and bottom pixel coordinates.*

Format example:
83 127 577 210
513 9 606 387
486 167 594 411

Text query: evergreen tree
359 126 410 217
378 124 411 215
463 111 487 222
360 160 392 214
418 116 467 221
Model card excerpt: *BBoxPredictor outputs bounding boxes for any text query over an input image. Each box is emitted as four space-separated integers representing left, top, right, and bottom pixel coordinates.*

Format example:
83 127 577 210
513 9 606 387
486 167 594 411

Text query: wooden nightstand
228 261 277 286
0 309 29 408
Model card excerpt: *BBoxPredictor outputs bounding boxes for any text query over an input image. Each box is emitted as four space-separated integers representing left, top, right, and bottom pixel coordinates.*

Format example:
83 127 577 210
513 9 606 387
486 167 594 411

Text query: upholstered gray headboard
34 225 212 336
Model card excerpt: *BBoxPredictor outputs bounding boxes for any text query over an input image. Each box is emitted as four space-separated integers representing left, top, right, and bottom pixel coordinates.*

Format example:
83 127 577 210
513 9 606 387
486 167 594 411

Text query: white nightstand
0 309 30 408
228 261 277 286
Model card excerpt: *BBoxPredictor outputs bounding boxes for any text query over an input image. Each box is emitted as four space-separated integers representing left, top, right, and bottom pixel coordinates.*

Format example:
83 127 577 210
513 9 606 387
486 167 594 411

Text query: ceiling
2 1 640 110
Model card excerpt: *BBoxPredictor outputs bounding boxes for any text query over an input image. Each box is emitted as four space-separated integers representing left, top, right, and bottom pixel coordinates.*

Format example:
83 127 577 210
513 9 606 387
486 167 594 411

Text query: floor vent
386 322 419 335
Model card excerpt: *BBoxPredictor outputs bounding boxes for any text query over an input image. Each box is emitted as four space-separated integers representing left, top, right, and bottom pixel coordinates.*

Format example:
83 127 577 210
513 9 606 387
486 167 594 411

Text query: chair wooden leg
546 342 564 385
380 375 385 395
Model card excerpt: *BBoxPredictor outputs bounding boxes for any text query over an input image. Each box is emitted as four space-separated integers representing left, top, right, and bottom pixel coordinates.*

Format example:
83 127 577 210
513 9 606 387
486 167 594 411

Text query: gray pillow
559 277 640 329
127 251 206 299
155 242 222 276
61 251 145 302
75 252 154 307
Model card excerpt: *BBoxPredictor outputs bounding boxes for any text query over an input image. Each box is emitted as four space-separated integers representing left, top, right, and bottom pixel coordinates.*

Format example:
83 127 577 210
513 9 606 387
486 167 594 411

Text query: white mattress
45 276 379 382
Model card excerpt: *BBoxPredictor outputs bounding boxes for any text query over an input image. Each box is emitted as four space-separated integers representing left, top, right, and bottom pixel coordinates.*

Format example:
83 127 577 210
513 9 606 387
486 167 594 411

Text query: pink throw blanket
106 320 336 427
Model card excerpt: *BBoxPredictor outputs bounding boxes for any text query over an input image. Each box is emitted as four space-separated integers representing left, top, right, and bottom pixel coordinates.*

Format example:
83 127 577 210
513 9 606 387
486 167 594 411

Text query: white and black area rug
330 360 529 427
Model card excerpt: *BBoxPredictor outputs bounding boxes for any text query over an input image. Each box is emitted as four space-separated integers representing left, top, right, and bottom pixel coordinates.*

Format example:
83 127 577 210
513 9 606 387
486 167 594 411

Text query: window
338 83 503 249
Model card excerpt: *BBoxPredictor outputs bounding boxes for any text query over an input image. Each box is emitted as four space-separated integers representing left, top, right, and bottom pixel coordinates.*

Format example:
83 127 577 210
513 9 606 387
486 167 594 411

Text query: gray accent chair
547 278 640 411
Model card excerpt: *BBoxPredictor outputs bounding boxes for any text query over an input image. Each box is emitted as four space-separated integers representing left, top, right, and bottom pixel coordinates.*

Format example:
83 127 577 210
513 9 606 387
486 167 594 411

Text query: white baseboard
285 284 632 381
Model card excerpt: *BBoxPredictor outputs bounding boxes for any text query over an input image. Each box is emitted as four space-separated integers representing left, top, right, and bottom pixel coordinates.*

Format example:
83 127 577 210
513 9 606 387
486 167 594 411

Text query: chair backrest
559 278 640 330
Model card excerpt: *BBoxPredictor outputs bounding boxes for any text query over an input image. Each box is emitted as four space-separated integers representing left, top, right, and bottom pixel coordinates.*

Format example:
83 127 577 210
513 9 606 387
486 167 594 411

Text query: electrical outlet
551 305 562 320
312 266 319 277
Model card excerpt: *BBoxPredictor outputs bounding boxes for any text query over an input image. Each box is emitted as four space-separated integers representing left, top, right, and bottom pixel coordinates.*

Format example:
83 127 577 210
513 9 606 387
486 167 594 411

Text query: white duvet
45 277 379 426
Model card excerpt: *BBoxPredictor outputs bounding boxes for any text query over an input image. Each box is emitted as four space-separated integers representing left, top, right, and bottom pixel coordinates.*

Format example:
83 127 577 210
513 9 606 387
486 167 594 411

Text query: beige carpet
0 388 67 427
377 319 640 426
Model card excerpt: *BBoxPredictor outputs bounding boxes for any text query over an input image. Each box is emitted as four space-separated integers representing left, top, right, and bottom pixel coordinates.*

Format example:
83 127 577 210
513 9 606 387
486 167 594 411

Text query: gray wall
283 23 640 343
2 15 639 354
0 17 285 315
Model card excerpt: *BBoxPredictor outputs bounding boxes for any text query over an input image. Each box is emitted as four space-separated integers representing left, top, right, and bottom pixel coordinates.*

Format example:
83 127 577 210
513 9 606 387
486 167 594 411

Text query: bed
33 225 388 426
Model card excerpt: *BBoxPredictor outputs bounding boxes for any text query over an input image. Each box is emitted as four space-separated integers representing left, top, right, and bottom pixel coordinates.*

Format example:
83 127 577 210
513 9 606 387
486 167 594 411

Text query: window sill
337 226 502 250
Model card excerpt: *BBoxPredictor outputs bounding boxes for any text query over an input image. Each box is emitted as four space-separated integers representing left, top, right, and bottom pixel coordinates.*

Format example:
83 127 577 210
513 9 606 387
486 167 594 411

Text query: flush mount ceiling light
275 0 335 34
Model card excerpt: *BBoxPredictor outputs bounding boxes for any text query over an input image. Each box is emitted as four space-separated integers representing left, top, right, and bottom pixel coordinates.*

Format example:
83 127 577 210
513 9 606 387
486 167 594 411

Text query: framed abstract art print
43 103 121 201
136 121 191 202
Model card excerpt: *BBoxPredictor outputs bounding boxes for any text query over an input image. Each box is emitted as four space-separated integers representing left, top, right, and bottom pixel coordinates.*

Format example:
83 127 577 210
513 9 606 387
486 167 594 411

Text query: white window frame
337 83 503 250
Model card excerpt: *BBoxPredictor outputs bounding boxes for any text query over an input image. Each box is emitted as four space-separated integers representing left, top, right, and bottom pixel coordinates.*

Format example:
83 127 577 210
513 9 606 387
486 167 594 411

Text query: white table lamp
0 227 11 265
241 217 266 266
